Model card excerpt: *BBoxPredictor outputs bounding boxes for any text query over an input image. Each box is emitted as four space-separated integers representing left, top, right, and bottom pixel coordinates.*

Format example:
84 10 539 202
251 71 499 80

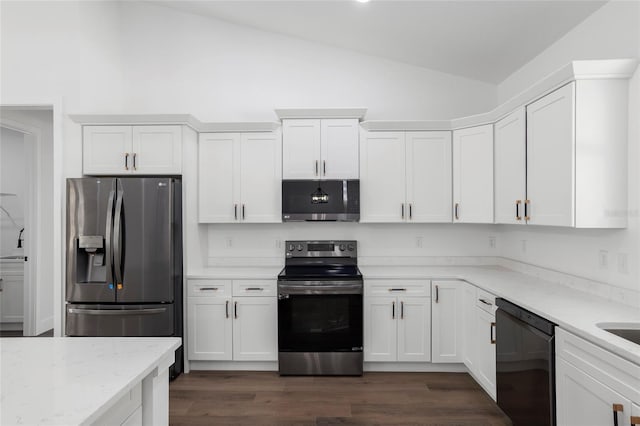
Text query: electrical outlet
489 236 496 249
598 250 608 269
520 240 527 253
415 236 423 248
617 253 628 274
225 237 233 248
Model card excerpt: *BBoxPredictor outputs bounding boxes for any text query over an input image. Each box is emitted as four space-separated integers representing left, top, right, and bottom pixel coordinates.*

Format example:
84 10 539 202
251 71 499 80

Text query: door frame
0 98 64 336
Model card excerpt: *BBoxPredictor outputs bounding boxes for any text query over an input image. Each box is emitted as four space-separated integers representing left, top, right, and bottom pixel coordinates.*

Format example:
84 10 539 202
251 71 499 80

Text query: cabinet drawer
188 279 232 297
475 287 496 314
233 280 277 297
365 280 430 297
556 328 640 404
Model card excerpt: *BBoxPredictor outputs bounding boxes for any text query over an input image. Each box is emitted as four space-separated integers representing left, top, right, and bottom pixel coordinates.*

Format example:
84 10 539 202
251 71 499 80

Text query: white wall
118 2 497 121
496 1 640 298
0 127 25 255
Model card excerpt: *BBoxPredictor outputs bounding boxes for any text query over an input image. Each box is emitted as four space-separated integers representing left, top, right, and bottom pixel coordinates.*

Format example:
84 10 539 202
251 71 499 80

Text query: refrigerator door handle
113 189 124 285
68 307 167 315
105 187 116 286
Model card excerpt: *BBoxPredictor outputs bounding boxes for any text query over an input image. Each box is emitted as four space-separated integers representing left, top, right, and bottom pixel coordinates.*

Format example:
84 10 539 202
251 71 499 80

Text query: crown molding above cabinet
274 108 367 120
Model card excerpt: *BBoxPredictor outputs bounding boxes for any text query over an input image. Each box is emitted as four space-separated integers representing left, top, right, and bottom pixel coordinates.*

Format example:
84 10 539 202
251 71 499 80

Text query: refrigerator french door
65 177 183 376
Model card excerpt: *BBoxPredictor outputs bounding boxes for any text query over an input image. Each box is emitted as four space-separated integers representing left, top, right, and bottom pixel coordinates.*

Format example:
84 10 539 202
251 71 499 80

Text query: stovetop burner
279 240 360 282
278 265 362 280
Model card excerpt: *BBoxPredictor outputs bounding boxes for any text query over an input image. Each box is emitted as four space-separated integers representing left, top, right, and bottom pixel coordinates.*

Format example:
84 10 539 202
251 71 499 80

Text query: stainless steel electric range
277 240 363 376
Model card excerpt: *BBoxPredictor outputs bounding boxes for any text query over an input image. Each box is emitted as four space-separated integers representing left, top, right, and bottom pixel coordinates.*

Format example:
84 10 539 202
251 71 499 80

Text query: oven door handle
278 283 363 295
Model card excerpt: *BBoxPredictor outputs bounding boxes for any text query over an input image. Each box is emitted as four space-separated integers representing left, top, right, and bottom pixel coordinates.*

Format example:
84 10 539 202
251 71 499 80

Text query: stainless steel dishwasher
496 298 556 426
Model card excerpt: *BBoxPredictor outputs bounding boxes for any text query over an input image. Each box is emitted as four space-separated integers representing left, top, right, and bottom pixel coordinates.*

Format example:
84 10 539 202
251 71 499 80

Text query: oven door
278 281 363 352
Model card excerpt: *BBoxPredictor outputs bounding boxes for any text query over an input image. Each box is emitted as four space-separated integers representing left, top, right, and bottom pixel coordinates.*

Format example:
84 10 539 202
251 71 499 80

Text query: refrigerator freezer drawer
66 304 174 336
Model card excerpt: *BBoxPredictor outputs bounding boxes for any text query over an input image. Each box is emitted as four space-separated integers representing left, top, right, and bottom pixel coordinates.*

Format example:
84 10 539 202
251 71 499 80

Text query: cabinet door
320 119 359 179
239 132 282 223
232 297 278 361
360 132 406 223
475 308 496 400
452 125 494 223
406 131 452 223
83 126 132 175
526 82 575 227
0 274 23 323
556 357 632 426
397 297 431 362
431 281 464 363
494 108 526 225
198 133 239 223
187 296 232 360
131 126 182 175
282 119 321 179
364 296 397 362
462 284 478 372
632 403 640 426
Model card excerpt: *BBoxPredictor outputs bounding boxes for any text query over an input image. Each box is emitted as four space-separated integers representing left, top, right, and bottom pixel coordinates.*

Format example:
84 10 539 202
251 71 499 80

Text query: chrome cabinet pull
524 199 530 221
454 203 459 220
401 204 405 219
479 298 492 306
234 301 238 319
388 288 407 292
516 200 522 221
0 277 3 292
242 204 245 220
234 204 238 220
490 321 496 344
409 203 412 220
132 153 137 170
124 153 129 170
613 404 623 426
400 301 404 319
225 300 229 318
323 160 326 176
199 287 218 291
435 285 439 303
245 287 264 291
315 160 319 176
392 301 395 319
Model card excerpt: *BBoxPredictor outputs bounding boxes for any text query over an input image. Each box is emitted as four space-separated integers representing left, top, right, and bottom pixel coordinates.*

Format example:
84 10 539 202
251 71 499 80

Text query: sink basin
597 322 640 345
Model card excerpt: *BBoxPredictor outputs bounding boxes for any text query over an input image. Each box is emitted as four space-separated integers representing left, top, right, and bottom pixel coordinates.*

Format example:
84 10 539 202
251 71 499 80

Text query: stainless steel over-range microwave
281 179 359 222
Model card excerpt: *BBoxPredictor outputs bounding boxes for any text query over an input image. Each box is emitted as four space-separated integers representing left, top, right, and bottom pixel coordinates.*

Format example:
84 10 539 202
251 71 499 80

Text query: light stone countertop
0 337 181 426
187 264 640 366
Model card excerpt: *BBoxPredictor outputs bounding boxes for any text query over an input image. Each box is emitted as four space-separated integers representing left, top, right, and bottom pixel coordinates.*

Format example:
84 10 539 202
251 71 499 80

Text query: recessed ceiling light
356 0 371 3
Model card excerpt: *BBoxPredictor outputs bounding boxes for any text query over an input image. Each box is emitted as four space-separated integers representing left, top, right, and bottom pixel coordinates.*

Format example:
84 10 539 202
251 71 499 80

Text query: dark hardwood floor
170 371 511 425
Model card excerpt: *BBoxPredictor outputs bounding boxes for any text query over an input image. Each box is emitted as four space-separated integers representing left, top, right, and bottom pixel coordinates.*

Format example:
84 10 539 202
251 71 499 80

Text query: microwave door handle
113 188 124 286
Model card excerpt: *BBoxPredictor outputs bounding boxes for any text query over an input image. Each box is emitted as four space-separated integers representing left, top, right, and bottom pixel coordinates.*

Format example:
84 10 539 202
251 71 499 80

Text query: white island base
1 337 181 426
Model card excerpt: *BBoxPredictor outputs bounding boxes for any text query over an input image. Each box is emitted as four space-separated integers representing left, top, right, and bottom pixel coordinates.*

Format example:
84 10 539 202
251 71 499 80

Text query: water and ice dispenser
75 235 106 283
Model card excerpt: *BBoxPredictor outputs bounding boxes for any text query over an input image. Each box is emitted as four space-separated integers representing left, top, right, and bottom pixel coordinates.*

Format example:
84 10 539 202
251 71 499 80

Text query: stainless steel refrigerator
65 177 183 377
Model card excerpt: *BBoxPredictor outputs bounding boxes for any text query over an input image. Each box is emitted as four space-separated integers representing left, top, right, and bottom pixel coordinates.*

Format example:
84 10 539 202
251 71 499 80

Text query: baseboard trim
188 361 278 371
364 362 468 373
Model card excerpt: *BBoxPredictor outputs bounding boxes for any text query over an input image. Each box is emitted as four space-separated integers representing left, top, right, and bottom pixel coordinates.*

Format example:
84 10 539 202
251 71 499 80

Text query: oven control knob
296 244 303 251
339 244 346 251
288 244 294 252
347 244 355 251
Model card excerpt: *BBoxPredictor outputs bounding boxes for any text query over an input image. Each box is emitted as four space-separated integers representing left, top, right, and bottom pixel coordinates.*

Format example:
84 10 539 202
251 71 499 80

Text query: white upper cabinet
494 108 526 225
83 125 182 175
453 124 494 223
406 131 452 222
320 119 360 179
360 132 407 222
198 131 282 223
526 83 575 227
282 118 358 179
361 131 452 223
131 126 182 175
282 119 320 179
525 80 628 228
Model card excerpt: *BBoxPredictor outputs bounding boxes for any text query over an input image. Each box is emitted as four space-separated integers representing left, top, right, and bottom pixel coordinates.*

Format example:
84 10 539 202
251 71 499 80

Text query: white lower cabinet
431 280 464 363
187 279 277 362
462 284 497 400
364 280 431 362
556 328 640 426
